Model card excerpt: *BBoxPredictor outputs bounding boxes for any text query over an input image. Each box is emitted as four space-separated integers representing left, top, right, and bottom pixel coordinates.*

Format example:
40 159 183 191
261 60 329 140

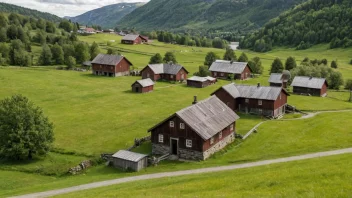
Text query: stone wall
179 148 204 161
115 71 130 77
203 132 235 160
152 143 169 155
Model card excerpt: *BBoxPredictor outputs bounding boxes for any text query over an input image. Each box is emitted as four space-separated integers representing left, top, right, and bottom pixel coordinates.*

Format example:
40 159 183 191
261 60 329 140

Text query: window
258 100 262 105
186 139 192 148
245 99 249 103
180 123 185 129
230 124 234 131
214 72 217 76
158 134 164 143
169 121 174 127
170 75 174 79
219 132 223 139
210 137 214 145
147 73 150 78
221 73 224 76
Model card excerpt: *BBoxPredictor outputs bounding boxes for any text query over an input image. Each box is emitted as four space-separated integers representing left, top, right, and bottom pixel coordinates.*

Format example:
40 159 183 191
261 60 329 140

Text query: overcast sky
0 0 149 17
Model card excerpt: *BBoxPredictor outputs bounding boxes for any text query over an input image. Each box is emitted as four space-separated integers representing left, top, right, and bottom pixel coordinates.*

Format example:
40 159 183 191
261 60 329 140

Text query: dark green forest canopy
240 0 352 52
118 0 304 33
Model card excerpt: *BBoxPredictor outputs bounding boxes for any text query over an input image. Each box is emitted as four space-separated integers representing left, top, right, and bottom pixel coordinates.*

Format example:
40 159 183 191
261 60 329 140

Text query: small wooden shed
111 150 148 172
187 76 217 88
132 78 155 93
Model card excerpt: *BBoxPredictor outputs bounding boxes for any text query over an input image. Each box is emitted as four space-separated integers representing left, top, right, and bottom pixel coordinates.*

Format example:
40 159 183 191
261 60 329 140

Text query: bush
66 56 76 69
270 58 284 74
331 60 338 69
345 79 352 90
204 52 219 67
350 59 352 65
193 65 211 77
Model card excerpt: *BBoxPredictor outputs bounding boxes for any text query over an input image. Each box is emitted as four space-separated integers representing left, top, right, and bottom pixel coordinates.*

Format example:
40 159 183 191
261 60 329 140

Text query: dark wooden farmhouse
131 78 155 93
291 76 328 97
91 54 133 77
268 73 288 88
121 34 148 44
140 63 189 81
148 96 240 161
187 76 217 88
209 60 252 80
111 150 148 172
212 83 289 118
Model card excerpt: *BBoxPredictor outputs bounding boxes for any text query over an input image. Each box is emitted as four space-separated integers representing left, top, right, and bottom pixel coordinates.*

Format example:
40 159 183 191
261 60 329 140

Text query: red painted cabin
91 54 133 77
121 34 148 44
140 63 189 82
291 76 328 97
209 60 252 80
131 78 155 93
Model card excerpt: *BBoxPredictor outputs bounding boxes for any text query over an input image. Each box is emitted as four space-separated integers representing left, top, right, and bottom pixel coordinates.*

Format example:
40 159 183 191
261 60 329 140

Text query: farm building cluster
89 53 329 171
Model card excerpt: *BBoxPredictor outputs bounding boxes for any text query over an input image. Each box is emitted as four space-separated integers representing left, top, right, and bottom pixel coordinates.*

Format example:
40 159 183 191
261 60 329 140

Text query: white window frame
180 123 185 129
221 73 224 77
230 124 234 131
258 100 262 106
214 72 217 76
147 73 150 78
170 75 174 79
245 99 249 103
210 137 214 145
158 134 164 143
219 132 223 139
169 121 174 127
186 139 192 148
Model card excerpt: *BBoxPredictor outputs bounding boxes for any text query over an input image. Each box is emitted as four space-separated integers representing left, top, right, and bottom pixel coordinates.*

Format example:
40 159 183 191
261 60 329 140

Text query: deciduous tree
204 52 219 67
149 53 163 64
270 58 284 74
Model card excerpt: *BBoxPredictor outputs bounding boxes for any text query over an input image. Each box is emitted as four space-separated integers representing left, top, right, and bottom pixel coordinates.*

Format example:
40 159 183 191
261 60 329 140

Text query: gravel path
12 147 352 198
283 109 352 120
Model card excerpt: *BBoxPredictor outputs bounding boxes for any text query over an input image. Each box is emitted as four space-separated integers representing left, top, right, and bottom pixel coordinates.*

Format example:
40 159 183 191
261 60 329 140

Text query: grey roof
175 96 240 140
146 64 188 75
82 61 92 66
291 76 327 89
122 34 140 41
209 60 249 74
187 76 216 82
91 54 124 66
112 150 147 162
135 78 155 87
219 83 287 101
269 73 288 84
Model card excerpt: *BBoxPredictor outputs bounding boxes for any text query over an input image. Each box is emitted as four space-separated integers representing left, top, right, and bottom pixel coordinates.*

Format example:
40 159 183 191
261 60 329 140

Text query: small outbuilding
291 76 328 97
140 63 189 81
269 73 289 88
121 34 148 44
111 150 148 172
187 76 217 88
209 60 252 80
132 78 155 93
91 54 133 77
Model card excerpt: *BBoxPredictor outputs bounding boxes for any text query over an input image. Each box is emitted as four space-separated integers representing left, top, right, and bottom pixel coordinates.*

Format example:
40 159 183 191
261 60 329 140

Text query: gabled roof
112 150 147 162
291 76 327 89
133 78 155 87
91 54 133 66
213 83 289 101
269 73 289 84
187 76 216 82
148 96 240 140
209 60 251 74
142 64 189 75
122 34 140 41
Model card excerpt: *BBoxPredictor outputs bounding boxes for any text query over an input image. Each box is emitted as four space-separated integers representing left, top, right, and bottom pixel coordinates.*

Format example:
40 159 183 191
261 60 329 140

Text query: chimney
257 83 261 88
192 96 198 105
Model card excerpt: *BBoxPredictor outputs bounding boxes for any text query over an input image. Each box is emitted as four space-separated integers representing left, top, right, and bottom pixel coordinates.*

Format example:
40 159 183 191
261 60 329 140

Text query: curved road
12 147 352 198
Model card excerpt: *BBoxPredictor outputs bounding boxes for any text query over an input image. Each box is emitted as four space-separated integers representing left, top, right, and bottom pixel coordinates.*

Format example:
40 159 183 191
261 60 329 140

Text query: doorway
135 87 139 93
170 138 178 155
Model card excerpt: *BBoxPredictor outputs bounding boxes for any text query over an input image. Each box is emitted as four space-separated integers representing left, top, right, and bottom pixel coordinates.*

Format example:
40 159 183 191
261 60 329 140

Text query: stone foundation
152 143 169 155
179 148 204 161
203 132 235 160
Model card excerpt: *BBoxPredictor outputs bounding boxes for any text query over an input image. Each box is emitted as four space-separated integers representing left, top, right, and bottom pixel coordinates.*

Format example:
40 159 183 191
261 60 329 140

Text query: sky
0 0 149 17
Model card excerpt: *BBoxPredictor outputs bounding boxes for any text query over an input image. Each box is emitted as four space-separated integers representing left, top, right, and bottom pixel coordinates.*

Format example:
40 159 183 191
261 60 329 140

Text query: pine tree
270 58 284 74
238 52 249 62
223 48 237 61
51 43 64 65
285 56 297 70
39 44 52 65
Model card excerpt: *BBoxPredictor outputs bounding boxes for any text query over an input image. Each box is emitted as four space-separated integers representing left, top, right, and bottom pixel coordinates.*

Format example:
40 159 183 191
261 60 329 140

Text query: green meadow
1 34 352 197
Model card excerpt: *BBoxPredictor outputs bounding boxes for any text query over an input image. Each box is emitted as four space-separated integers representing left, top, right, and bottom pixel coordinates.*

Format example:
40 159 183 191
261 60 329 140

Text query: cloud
0 0 149 17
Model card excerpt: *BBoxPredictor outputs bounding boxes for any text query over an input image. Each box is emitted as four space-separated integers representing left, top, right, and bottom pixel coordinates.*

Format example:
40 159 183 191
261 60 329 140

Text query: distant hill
240 0 352 52
67 3 145 28
0 2 61 22
118 0 304 32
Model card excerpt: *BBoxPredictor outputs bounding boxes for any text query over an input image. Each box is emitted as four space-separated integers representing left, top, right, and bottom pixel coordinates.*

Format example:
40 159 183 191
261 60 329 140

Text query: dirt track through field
11 147 352 198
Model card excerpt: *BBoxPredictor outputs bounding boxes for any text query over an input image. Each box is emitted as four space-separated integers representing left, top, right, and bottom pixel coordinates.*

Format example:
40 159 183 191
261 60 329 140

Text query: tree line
240 0 352 52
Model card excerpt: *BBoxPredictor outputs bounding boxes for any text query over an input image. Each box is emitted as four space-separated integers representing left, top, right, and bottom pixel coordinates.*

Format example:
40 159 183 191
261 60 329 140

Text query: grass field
54 154 352 198
1 34 352 197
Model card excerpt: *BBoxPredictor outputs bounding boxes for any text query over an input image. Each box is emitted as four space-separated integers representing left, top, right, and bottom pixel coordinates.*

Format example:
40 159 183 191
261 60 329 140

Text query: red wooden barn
291 76 328 97
91 54 133 77
121 34 148 44
140 63 189 81
209 60 252 80
131 78 155 93
148 96 240 161
212 83 289 118
187 76 217 88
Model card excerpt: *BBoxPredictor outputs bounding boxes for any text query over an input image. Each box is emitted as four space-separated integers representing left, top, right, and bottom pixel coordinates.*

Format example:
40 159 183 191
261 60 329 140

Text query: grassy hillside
241 0 352 52
1 34 352 197
0 2 61 22
54 154 352 198
118 0 304 32
68 3 145 28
